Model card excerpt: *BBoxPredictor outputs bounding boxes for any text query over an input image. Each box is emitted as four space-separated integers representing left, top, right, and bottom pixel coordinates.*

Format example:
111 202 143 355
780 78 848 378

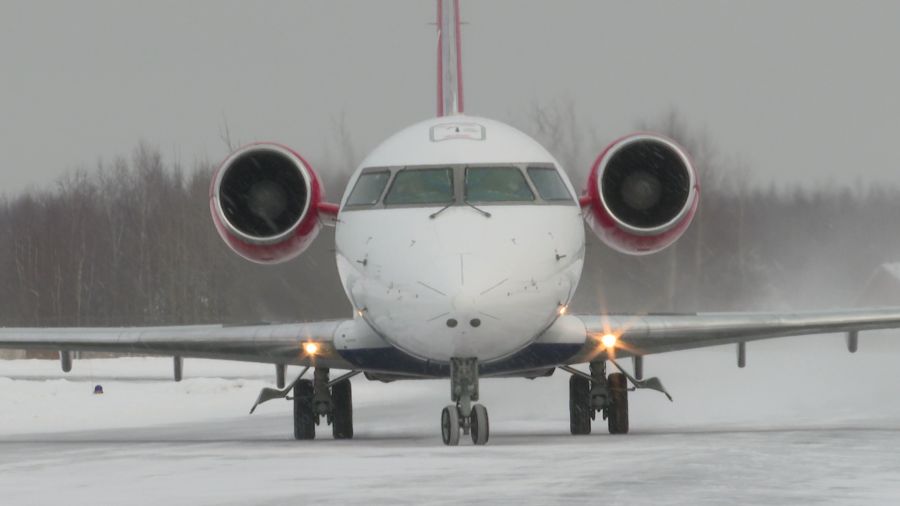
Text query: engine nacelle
210 143 324 264
584 133 699 255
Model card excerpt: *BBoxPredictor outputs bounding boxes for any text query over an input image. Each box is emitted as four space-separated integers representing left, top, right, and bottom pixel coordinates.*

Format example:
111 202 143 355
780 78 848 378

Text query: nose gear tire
470 404 489 445
441 405 461 446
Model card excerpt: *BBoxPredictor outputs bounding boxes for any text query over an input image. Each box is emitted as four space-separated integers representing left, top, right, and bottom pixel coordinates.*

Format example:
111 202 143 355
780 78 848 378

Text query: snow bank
1 333 899 436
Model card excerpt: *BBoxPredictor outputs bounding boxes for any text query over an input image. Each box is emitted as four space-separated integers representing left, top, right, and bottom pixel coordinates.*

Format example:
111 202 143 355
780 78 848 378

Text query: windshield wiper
429 202 454 219
430 201 491 219
464 201 491 218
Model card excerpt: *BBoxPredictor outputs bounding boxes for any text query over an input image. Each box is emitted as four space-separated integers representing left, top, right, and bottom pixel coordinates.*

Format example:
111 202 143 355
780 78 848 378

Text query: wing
542 307 900 365
0 320 354 369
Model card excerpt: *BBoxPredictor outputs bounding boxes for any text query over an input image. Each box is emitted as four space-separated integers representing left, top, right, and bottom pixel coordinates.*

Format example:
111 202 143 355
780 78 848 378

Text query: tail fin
436 0 464 116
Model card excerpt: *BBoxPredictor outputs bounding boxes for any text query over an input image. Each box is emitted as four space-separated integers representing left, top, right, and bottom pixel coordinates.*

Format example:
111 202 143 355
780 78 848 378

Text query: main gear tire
331 379 353 440
607 372 629 435
569 375 592 435
293 379 316 440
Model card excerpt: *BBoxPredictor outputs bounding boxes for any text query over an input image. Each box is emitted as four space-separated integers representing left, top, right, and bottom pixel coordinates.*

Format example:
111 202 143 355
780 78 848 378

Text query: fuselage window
384 168 454 205
346 171 391 206
527 166 574 202
465 166 535 202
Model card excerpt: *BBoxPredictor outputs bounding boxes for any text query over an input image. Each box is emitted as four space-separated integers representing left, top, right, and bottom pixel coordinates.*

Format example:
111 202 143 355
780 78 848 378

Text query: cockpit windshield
527 166 573 201
343 164 575 210
384 168 454 205
346 171 390 206
465 167 534 202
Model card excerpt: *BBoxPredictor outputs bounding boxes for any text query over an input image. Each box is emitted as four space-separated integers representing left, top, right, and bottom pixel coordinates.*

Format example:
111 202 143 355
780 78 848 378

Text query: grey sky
2 1 899 196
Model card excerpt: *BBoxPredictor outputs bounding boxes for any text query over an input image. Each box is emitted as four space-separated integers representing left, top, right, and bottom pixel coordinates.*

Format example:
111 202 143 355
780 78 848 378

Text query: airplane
2 0 900 446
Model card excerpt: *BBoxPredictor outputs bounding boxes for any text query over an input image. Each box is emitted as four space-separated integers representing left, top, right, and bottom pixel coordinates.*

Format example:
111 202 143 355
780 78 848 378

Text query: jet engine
583 133 699 255
210 143 325 264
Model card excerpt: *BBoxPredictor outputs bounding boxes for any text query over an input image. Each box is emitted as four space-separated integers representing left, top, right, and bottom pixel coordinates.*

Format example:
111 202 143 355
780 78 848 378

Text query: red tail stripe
436 0 445 117
453 0 464 113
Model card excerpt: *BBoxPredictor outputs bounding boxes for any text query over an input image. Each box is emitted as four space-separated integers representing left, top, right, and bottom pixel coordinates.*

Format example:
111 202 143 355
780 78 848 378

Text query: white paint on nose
451 289 476 313
335 204 585 362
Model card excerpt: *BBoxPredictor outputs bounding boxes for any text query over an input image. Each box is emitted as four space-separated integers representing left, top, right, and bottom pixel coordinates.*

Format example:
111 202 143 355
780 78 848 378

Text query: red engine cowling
583 133 700 255
210 143 325 264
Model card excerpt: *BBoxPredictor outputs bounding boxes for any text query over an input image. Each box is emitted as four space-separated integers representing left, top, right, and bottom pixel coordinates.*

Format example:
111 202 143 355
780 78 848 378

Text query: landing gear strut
441 357 489 446
566 361 630 435
292 367 355 440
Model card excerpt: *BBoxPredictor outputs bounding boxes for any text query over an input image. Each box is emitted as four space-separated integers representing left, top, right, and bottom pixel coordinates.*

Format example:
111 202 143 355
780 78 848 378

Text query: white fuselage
335 115 585 363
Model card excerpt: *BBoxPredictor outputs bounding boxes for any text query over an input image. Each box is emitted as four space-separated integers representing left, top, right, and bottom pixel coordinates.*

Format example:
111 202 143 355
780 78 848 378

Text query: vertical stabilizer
436 0 464 116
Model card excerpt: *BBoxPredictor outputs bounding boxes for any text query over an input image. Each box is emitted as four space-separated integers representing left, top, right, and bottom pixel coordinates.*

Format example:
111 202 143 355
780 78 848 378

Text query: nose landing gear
441 357 490 446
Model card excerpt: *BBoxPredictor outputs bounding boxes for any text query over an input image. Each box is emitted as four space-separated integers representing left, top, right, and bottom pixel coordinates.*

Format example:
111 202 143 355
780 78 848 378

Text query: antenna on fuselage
436 0 464 116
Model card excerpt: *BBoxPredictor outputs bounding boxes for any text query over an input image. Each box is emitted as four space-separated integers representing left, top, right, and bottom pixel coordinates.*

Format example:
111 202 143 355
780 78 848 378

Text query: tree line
1 110 898 335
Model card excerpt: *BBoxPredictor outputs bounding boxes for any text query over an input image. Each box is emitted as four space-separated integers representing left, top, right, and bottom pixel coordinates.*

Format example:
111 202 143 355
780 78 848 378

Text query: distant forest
1 108 899 329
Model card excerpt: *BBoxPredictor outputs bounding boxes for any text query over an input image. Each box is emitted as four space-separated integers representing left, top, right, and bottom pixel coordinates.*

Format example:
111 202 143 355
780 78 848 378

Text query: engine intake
211 143 324 264
584 134 699 255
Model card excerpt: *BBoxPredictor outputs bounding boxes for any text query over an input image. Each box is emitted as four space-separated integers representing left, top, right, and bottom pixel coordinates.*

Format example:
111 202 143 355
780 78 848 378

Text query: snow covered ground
1 333 900 505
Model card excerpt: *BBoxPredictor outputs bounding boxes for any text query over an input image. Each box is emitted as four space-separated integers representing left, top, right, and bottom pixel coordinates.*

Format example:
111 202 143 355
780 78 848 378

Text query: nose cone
432 280 562 360
419 249 564 360
355 255 563 361
337 205 584 362
451 290 475 313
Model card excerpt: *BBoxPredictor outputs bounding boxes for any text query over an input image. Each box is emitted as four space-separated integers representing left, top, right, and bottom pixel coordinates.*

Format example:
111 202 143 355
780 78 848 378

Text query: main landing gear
248 365 359 440
568 361 629 435
441 357 490 446
293 367 357 440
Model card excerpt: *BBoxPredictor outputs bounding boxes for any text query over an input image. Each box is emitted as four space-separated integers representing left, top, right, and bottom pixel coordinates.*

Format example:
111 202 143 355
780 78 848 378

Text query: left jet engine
210 143 324 264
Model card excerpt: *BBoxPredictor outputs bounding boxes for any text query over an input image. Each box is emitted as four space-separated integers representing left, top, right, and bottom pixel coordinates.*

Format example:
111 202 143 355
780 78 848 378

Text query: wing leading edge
2 308 898 374
560 307 900 363
0 320 354 369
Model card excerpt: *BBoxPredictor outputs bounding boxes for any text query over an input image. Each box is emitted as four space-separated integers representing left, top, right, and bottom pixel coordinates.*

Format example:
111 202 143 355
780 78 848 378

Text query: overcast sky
2 0 899 196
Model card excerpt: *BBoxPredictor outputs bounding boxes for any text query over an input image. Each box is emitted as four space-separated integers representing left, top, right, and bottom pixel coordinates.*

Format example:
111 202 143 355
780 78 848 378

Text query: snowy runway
2 335 899 505
5 427 900 505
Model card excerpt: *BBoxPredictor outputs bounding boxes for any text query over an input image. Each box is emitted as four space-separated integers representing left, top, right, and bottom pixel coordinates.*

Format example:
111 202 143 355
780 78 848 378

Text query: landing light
600 334 618 349
303 342 320 356
558 305 568 315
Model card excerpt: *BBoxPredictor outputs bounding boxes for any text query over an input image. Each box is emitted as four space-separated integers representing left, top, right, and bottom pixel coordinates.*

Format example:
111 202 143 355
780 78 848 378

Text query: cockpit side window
465 166 535 202
527 166 574 202
384 168 454 205
346 170 391 206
